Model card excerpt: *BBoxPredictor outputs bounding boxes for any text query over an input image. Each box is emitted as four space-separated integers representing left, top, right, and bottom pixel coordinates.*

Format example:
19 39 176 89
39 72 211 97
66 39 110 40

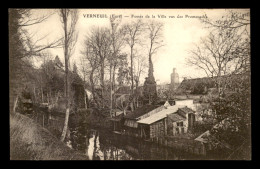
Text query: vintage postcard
9 8 251 160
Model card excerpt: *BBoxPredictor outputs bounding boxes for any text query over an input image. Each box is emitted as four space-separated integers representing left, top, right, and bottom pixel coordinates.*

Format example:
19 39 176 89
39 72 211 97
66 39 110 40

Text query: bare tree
17 9 54 27
187 28 249 97
9 9 62 114
143 21 164 104
59 9 78 142
195 10 250 96
123 20 144 110
201 10 250 32
123 21 143 94
133 53 148 107
85 27 112 108
146 21 164 63
187 10 251 156
78 56 88 109
81 40 100 107
108 17 126 115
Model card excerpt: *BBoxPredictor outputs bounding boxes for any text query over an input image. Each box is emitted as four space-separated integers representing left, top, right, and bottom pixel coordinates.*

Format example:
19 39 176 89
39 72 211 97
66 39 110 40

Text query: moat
69 126 205 160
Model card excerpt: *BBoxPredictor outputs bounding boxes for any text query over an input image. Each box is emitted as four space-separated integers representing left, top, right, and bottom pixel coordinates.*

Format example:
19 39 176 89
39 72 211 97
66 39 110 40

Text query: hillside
10 113 87 160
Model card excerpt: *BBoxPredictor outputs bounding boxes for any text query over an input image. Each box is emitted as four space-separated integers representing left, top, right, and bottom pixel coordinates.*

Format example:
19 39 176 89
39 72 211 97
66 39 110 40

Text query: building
137 105 185 139
176 73 250 95
123 104 166 137
136 99 196 139
167 107 196 136
108 109 125 132
171 68 180 90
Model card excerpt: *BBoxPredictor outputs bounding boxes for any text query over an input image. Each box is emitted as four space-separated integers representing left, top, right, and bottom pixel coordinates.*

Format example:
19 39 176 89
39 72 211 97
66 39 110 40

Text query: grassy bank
10 112 87 160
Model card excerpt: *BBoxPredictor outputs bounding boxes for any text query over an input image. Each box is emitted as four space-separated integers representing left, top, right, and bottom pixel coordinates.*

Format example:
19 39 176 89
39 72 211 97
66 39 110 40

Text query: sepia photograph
9 8 251 160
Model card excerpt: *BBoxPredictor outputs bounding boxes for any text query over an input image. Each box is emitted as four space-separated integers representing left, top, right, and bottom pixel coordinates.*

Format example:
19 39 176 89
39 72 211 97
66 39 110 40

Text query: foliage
9 9 32 111
190 81 208 95
117 55 131 86
9 9 62 113
70 71 85 111
143 76 158 104
40 58 65 102
10 113 86 160
208 73 250 146
188 10 251 158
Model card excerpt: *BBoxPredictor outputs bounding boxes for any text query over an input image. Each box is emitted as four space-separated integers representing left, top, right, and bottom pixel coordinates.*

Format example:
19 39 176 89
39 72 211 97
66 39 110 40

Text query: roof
124 119 138 128
137 105 187 125
175 98 194 102
108 113 124 122
178 106 195 114
124 104 161 120
168 113 186 122
177 73 250 94
194 130 210 143
112 109 124 117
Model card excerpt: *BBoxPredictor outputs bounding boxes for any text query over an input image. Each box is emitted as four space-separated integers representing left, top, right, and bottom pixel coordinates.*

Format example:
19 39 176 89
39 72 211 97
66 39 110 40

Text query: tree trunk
61 9 70 142
135 81 139 108
112 65 116 109
130 47 134 95
130 47 135 111
110 65 113 117
93 132 97 159
84 88 87 109
50 89 52 104
136 97 139 108
13 95 18 113
100 61 105 108
47 92 49 104
90 70 99 107
61 107 70 142
41 85 44 103
33 85 37 103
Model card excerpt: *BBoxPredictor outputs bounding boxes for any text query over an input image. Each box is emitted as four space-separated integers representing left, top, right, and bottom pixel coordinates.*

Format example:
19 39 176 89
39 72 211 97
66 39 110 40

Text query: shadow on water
69 124 204 160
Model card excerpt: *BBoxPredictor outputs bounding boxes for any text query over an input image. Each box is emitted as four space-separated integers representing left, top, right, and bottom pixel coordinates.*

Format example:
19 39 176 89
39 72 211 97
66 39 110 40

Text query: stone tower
171 68 179 90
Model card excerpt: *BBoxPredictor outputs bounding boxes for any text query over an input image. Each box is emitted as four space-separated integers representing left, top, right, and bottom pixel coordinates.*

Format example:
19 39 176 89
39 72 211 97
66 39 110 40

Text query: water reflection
70 125 202 160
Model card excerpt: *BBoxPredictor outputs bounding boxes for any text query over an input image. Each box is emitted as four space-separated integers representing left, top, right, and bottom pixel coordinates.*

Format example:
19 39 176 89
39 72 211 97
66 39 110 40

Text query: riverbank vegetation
10 112 87 160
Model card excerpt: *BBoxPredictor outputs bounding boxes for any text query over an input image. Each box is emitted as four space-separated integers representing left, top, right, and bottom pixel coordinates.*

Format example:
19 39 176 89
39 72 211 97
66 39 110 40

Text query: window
177 121 183 127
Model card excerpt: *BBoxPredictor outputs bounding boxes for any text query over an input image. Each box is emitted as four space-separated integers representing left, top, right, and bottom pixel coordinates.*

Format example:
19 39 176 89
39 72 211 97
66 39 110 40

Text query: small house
109 109 125 131
137 105 187 139
167 106 196 136
123 104 165 137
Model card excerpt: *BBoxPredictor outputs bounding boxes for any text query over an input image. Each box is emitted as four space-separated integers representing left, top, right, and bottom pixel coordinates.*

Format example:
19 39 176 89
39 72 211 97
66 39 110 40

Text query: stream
69 124 204 160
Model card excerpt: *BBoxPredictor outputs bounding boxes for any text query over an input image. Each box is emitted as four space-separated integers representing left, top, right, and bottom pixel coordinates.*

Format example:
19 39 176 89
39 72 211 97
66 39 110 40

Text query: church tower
171 68 179 90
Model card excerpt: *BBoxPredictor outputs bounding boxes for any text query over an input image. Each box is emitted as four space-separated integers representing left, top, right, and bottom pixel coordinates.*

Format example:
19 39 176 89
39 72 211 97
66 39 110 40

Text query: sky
27 8 249 85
